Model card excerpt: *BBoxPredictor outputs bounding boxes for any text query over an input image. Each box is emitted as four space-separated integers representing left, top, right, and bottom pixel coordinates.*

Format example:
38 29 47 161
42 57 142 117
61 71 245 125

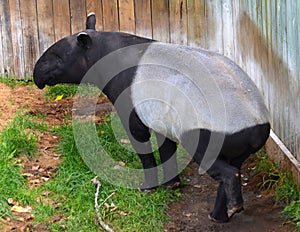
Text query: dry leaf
41 177 50 182
7 198 15 205
22 173 34 178
16 217 25 222
118 161 125 167
104 203 110 209
29 179 41 184
11 205 32 213
120 139 130 144
110 206 118 212
32 165 40 171
183 213 192 217
118 211 128 216
55 95 64 102
42 191 51 196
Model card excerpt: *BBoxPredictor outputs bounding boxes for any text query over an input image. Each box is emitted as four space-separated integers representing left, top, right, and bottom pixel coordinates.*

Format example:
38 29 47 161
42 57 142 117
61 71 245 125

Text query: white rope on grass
92 176 115 232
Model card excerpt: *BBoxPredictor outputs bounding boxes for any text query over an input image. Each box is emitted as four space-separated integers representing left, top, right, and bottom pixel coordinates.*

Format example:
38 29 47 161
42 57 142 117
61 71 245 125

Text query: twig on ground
92 176 115 232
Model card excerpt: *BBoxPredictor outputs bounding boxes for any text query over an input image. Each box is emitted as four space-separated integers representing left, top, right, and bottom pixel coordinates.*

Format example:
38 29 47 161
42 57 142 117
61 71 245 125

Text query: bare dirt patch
0 83 44 131
164 161 291 232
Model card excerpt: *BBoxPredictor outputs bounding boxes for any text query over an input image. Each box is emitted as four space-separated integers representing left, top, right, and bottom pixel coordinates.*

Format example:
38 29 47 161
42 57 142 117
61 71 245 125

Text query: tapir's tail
250 123 271 152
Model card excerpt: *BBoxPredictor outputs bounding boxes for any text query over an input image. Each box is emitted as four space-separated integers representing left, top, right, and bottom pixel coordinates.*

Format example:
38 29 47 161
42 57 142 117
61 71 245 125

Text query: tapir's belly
130 43 269 142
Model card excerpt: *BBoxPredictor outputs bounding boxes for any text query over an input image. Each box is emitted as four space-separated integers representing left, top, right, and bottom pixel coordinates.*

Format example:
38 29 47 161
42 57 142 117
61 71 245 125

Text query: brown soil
164 162 291 232
0 83 293 231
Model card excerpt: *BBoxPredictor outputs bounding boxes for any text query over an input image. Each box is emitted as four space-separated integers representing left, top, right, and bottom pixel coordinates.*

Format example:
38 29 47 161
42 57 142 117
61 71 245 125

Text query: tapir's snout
33 65 46 89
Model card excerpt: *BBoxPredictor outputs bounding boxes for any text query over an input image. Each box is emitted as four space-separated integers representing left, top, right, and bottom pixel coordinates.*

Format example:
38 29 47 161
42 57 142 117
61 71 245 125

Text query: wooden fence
0 0 299 164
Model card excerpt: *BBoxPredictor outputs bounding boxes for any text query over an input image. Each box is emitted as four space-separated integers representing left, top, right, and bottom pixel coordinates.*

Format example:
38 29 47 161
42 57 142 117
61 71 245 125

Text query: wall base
265 130 300 186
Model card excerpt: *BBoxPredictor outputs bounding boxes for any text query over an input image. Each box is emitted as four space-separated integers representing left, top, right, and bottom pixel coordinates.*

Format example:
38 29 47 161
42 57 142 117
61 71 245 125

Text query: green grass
0 107 180 231
37 120 180 231
0 113 42 220
43 84 79 101
43 83 102 101
252 151 300 231
0 75 33 88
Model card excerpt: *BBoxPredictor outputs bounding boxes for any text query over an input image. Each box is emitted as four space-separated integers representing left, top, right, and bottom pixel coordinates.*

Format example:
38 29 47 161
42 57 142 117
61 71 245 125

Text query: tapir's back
131 42 269 142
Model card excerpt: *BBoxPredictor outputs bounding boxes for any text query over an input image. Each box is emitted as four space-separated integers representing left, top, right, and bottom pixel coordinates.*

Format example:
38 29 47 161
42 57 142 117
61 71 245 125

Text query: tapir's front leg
128 111 158 192
155 133 180 188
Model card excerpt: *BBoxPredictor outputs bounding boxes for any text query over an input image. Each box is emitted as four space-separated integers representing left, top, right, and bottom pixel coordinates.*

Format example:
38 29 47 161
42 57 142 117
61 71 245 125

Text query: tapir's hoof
227 206 244 218
208 213 229 223
138 183 157 193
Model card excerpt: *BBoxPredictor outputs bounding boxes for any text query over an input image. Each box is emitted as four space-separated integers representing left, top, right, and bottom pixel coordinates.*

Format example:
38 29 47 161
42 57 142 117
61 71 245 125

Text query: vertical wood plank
187 0 206 47
169 0 187 45
267 0 278 129
280 0 289 142
8 0 25 78
86 0 103 31
0 4 4 75
70 0 87 33
221 0 234 59
53 0 71 40
152 0 170 42
37 0 55 53
102 0 119 31
286 0 295 153
0 0 14 75
232 0 242 67
135 0 152 38
19 0 40 77
255 0 263 90
119 0 135 33
205 0 223 53
248 0 259 90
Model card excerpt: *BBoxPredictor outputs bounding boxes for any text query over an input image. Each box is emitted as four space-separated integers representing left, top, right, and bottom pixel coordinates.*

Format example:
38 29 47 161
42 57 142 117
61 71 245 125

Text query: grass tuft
252 151 300 231
0 113 38 158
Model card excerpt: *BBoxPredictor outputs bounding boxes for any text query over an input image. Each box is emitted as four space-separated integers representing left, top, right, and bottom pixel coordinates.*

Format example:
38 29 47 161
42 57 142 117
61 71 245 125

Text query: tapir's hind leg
206 160 244 220
208 123 270 222
155 133 180 188
181 129 243 222
209 153 249 223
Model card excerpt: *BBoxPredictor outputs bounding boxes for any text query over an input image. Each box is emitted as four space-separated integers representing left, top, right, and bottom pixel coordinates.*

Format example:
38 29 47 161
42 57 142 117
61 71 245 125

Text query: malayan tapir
33 13 270 223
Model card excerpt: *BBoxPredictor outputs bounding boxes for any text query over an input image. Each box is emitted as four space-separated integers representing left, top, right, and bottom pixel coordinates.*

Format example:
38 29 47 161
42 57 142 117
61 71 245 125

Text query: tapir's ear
77 32 92 48
86 12 96 30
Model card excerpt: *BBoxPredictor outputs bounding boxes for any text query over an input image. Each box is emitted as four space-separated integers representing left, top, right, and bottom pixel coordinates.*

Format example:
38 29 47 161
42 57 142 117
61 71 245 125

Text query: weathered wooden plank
0 5 4 75
86 0 103 31
280 0 289 142
135 0 152 38
8 0 25 78
37 0 55 53
205 0 223 53
119 0 135 33
187 0 205 47
102 0 119 31
70 0 87 33
221 0 234 59
247 0 259 90
286 0 297 157
255 0 264 90
0 0 14 76
152 0 170 42
232 0 242 68
53 0 71 40
169 0 187 45
19 0 40 78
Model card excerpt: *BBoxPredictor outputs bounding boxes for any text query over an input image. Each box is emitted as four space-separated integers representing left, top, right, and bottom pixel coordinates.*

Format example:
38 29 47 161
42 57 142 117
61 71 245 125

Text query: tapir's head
33 13 96 89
